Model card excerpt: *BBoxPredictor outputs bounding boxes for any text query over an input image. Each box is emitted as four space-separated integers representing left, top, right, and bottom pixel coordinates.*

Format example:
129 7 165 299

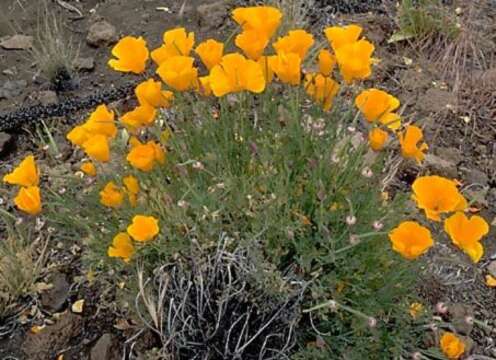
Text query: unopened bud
177 200 189 209
367 317 377 328
328 300 338 311
465 316 474 325
435 302 448 314
428 323 438 331
412 352 422 360
346 215 357 225
192 161 205 170
349 235 360 245
373 221 383 230
361 167 373 178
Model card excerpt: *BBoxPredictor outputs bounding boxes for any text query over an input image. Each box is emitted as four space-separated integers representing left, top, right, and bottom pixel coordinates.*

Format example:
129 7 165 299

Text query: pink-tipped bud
373 221 384 230
177 200 189 209
346 215 357 225
328 300 338 311
192 161 205 170
361 167 373 178
412 352 422 360
465 316 474 325
435 302 448 314
367 317 377 328
428 323 438 331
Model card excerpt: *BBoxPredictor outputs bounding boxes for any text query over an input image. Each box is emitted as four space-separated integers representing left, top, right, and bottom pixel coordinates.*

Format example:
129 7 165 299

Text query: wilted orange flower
14 186 42 215
273 29 314 59
257 56 274 83
304 73 340 111
335 39 375 84
108 232 135 262
318 49 336 76
232 6 282 39
83 104 117 139
389 221 434 260
412 176 467 221
440 332 465 359
99 181 124 209
209 53 265 97
444 212 489 263
157 56 198 91
368 128 389 151
81 134 110 162
151 28 195 65
409 302 424 319
126 141 165 172
399 125 428 164
135 79 174 108
195 39 224 70
80 161 97 177
3 155 39 187
355 89 401 129
121 105 157 132
108 36 149 74
67 125 90 147
127 215 159 242
235 30 270 60
269 52 301 85
324 24 362 52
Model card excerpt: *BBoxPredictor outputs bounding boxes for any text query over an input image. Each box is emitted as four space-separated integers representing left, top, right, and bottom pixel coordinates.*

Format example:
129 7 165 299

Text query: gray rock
91 333 120 360
487 261 496 278
74 57 95 71
86 21 117 47
424 154 458 178
0 80 28 99
197 1 230 30
40 272 70 312
0 132 13 155
36 90 58 106
449 303 474 335
435 146 463 165
464 168 489 186
417 88 457 114
0 34 33 50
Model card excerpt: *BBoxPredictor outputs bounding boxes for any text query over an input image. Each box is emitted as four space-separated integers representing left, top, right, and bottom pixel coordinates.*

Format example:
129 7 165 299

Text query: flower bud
328 300 338 311
367 317 377 328
412 352 422 360
465 316 474 325
435 302 448 314
349 235 360 245
192 161 205 170
373 221 383 230
361 167 373 178
346 215 357 225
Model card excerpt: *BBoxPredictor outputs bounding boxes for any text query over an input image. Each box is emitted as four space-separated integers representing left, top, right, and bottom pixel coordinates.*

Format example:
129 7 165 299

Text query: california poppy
108 36 149 74
355 89 401 129
195 39 224 70
108 232 135 262
235 30 270 60
399 125 428 164
324 24 363 52
151 28 195 66
135 79 174 108
412 176 467 221
232 6 282 39
80 161 97 177
257 56 274 83
99 181 124 209
318 49 336 76
199 76 212 96
389 221 434 259
304 73 340 111
3 155 39 187
335 39 375 84
269 52 301 85
156 56 198 91
123 175 140 207
209 53 265 96
14 186 42 215
273 29 314 59
444 212 489 262
83 104 117 139
440 332 465 359
81 134 110 163
127 215 159 242
127 141 165 172
368 128 389 151
121 105 157 132
67 125 90 147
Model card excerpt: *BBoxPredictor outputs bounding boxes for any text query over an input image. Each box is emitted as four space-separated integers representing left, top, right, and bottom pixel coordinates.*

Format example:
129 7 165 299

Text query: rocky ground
0 0 495 359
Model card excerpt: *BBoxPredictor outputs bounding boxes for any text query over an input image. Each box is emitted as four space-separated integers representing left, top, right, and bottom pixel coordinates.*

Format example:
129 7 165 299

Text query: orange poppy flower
127 215 159 242
231 6 282 39
199 76 212 96
440 332 465 359
399 125 428 164
318 49 336 76
444 212 489 263
355 89 401 129
81 134 110 162
235 30 270 60
156 56 198 92
3 155 39 187
135 79 174 108
388 221 434 260
14 186 42 215
335 39 375 84
80 161 97 177
368 128 389 151
83 104 117 139
304 73 340 111
257 56 274 83
108 232 135 262
324 24 363 52
121 105 157 132
108 36 149 74
151 28 195 65
195 39 224 70
67 125 90 147
126 141 165 172
412 176 467 221
123 175 140 207
99 181 124 209
209 53 266 97
273 29 314 59
269 52 301 85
